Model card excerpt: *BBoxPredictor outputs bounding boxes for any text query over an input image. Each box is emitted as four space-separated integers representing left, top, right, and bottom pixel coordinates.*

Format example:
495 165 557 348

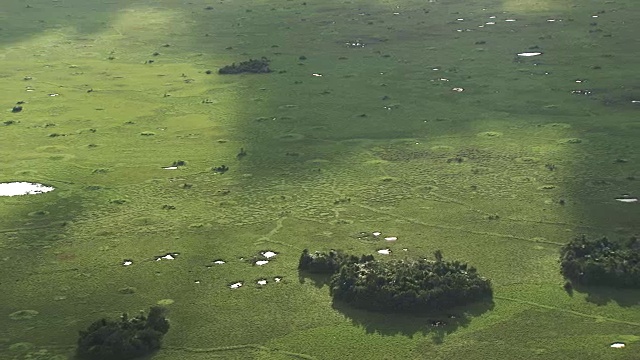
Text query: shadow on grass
331 299 494 342
298 271 331 288
571 283 640 307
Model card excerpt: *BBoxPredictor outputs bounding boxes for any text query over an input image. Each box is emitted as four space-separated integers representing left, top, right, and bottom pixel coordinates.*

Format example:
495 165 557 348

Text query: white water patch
610 342 625 349
261 251 277 258
162 166 178 170
155 253 179 261
257 279 267 285
0 182 55 196
517 52 542 57
377 249 391 255
384 236 398 241
615 195 638 203
213 260 225 264
255 260 269 266
229 282 243 289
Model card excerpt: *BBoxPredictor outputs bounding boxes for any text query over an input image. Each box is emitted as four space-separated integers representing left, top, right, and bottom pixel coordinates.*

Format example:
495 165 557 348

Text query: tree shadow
331 299 494 342
297 271 330 288
571 283 640 307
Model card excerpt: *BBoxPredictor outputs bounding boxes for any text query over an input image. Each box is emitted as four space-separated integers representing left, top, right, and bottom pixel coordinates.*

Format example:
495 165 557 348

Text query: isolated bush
218 57 271 74
76 306 170 360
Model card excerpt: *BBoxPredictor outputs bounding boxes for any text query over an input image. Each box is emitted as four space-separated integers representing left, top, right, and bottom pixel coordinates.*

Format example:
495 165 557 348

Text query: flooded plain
1 0 639 359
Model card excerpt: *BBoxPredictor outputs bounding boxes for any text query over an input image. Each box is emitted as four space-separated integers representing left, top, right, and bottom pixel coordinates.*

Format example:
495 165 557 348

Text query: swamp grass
1 0 640 359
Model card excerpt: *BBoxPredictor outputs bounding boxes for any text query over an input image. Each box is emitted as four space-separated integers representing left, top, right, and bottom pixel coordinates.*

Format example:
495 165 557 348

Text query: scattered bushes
76 306 170 360
560 235 640 287
218 57 271 74
299 250 492 312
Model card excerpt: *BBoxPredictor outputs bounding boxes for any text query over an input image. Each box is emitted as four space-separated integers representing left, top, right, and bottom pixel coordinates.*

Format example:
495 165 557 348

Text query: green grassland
1 0 639 359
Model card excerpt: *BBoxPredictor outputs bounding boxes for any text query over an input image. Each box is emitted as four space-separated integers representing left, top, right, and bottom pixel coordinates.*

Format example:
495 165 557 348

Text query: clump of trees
298 249 373 274
299 249 492 312
76 306 170 360
218 57 271 74
560 235 640 287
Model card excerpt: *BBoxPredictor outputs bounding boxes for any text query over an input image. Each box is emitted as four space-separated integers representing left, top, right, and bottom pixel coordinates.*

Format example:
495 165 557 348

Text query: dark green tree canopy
218 57 271 74
560 235 640 287
299 249 492 312
298 249 373 274
76 306 170 360
330 257 492 312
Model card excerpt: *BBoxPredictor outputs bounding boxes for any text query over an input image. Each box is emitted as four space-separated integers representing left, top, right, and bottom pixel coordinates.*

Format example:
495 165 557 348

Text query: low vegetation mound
76 306 170 360
218 57 271 74
560 235 640 287
299 249 492 312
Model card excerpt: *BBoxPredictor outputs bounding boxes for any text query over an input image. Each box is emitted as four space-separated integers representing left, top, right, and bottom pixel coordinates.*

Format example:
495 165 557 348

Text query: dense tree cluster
218 57 271 74
331 257 492 312
76 306 170 360
560 235 640 287
298 249 373 274
299 249 492 312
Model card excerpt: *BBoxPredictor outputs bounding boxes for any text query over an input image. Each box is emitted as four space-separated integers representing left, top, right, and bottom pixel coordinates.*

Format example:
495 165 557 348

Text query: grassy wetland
1 0 640 358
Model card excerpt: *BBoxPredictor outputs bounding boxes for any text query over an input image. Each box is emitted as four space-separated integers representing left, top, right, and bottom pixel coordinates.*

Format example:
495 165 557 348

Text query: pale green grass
1 0 639 359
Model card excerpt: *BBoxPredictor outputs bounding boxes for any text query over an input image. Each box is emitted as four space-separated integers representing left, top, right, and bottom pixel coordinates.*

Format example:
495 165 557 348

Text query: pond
0 182 54 197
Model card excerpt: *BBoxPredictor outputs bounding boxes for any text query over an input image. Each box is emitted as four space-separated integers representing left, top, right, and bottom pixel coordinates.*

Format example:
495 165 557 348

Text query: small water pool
0 182 55 196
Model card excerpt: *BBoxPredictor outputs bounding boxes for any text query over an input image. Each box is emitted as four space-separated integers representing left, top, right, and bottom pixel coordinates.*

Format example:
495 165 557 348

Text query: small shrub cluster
299 250 492 312
560 235 640 287
76 306 170 360
218 57 271 74
298 249 373 274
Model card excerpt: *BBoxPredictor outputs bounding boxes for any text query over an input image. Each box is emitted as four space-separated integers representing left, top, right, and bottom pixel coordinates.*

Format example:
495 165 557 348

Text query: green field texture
1 0 639 359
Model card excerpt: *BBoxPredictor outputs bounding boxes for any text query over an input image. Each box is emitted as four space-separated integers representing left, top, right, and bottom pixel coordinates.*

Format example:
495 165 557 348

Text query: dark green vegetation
331 255 492 312
300 249 492 312
218 57 271 74
560 236 640 288
2 0 640 359
77 306 169 360
298 249 373 274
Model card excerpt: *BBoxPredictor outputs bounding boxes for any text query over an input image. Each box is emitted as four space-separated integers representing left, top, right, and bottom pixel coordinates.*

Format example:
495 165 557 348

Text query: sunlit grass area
1 0 639 359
